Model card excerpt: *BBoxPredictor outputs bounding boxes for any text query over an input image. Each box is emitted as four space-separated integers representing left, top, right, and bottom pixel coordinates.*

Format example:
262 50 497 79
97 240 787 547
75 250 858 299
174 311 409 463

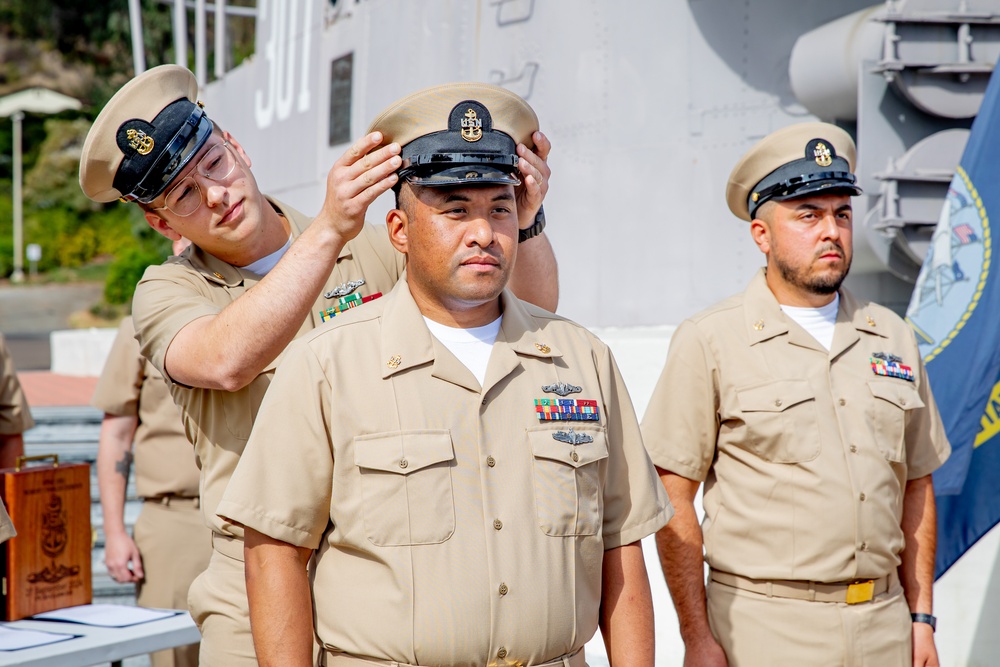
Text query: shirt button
859 492 866 501
774 399 782 407
839 398 846 406
494 519 503 531
850 445 858 453
570 451 580 462
499 583 508 596
398 459 408 469
497 647 508 659
487 456 496 467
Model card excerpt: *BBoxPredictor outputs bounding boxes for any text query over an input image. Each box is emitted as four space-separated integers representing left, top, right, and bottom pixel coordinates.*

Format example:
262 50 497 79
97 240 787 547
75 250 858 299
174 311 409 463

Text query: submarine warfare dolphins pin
542 382 582 397
552 429 594 445
325 279 365 299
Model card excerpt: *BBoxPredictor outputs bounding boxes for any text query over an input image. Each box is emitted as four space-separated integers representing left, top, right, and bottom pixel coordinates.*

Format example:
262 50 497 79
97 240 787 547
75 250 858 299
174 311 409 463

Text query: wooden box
0 455 92 620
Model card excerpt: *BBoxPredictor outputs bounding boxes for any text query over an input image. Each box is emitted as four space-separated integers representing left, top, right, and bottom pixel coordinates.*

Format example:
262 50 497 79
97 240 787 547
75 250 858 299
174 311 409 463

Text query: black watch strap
911 613 936 632
519 206 546 243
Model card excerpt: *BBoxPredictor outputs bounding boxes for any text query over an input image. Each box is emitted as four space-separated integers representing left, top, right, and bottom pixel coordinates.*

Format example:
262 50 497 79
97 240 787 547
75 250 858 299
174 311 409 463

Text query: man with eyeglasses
78 64 559 666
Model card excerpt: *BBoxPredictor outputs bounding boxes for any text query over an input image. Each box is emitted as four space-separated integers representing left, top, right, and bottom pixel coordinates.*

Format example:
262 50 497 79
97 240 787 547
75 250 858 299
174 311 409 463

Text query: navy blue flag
905 68 1000 579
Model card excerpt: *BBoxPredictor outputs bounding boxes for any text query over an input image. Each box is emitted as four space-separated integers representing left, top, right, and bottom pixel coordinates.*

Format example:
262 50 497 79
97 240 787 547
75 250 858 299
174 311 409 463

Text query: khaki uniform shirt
219 279 672 666
0 333 34 436
0 334 28 541
132 199 405 538
91 316 199 498
642 269 950 583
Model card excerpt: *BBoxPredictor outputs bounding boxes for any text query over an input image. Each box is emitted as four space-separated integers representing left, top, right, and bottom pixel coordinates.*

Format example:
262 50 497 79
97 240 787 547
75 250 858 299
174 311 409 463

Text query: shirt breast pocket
353 430 456 547
528 427 608 537
736 380 821 463
867 381 924 462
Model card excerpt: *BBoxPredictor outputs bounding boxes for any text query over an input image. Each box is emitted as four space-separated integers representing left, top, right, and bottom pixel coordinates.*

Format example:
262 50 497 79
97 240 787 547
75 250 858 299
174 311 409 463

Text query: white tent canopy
0 87 81 117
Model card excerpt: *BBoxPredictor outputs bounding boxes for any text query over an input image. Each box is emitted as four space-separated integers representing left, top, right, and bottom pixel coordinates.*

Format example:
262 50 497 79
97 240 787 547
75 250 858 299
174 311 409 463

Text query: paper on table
0 625 78 650
31 604 181 628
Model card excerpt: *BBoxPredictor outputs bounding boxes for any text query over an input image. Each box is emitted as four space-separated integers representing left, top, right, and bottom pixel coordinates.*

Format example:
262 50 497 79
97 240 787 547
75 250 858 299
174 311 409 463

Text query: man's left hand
912 621 939 667
516 131 552 229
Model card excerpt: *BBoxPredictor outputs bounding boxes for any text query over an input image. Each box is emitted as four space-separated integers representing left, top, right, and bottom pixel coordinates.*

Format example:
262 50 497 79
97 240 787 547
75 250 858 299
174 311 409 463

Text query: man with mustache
218 83 672 667
642 123 951 666
78 66 558 665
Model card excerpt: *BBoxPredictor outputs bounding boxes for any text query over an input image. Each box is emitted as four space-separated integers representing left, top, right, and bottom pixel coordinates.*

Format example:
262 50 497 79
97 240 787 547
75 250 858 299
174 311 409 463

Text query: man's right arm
244 527 314 667
96 413 144 582
656 469 728 667
156 133 401 391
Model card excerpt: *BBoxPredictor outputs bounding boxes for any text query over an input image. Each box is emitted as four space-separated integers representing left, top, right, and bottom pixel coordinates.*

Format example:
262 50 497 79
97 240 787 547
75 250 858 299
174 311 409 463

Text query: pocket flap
737 380 815 413
868 381 924 410
354 430 454 475
528 428 609 468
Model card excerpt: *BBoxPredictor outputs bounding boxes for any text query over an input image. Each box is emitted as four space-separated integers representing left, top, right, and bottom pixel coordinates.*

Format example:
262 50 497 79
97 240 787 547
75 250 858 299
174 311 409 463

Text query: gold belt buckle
846 579 875 604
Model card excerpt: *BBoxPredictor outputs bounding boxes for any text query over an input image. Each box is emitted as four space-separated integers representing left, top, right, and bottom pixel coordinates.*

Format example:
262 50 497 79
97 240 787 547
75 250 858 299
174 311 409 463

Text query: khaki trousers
134 498 212 667
187 538 258 666
707 576 912 667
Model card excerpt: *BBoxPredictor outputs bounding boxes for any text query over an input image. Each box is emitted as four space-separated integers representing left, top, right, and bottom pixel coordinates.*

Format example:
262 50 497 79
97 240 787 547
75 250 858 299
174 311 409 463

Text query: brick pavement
19 371 98 408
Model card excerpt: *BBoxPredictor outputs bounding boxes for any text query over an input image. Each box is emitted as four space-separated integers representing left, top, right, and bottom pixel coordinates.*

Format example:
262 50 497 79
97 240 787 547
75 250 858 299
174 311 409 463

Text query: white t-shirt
240 235 292 275
423 315 502 386
780 294 840 351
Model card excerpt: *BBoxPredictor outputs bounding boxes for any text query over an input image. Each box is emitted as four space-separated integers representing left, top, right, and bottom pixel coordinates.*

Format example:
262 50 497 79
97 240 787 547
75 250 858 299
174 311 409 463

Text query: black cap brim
403 164 521 188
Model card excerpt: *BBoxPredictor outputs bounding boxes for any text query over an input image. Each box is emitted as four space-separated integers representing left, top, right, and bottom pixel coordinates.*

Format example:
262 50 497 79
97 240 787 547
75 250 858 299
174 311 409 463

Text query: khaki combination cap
726 122 862 221
79 64 213 204
367 82 538 188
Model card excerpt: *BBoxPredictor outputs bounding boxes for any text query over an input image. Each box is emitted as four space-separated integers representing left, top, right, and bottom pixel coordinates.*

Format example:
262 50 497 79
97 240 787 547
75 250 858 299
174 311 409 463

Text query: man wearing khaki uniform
0 333 34 470
79 66 558 665
0 334 29 540
219 83 672 666
643 123 951 666
93 304 211 667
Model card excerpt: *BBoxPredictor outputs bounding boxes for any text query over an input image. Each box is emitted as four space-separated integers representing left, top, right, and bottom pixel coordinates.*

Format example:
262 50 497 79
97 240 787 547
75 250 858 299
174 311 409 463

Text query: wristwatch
911 613 936 632
519 206 546 243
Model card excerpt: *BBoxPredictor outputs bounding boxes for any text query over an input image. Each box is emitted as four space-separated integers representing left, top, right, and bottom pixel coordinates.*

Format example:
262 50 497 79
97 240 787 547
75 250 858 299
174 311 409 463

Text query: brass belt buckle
846 579 875 604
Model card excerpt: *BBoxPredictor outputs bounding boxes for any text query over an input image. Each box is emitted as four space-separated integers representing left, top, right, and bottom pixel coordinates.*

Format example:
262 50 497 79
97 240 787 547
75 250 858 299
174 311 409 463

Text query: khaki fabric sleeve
599 344 674 549
132 263 222 381
0 499 15 543
0 334 34 435
905 345 951 480
640 319 718 482
217 338 333 549
91 317 143 417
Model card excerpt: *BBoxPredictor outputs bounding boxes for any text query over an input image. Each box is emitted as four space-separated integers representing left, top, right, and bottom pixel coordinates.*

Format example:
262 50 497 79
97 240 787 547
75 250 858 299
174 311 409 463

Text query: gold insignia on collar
386 355 402 369
866 315 876 327
126 128 155 156
461 109 483 142
753 319 765 331
814 141 833 167
534 343 551 354
212 272 224 280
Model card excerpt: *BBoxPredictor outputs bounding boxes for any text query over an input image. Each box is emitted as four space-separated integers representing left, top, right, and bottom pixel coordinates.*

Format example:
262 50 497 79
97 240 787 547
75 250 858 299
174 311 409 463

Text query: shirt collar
742 267 888 352
379 275 562 389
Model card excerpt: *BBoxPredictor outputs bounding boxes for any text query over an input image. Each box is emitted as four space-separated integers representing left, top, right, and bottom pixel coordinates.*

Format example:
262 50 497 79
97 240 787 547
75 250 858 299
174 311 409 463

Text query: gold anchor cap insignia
461 108 483 142
126 128 155 156
753 319 765 331
386 355 402 369
813 141 832 167
534 343 551 354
